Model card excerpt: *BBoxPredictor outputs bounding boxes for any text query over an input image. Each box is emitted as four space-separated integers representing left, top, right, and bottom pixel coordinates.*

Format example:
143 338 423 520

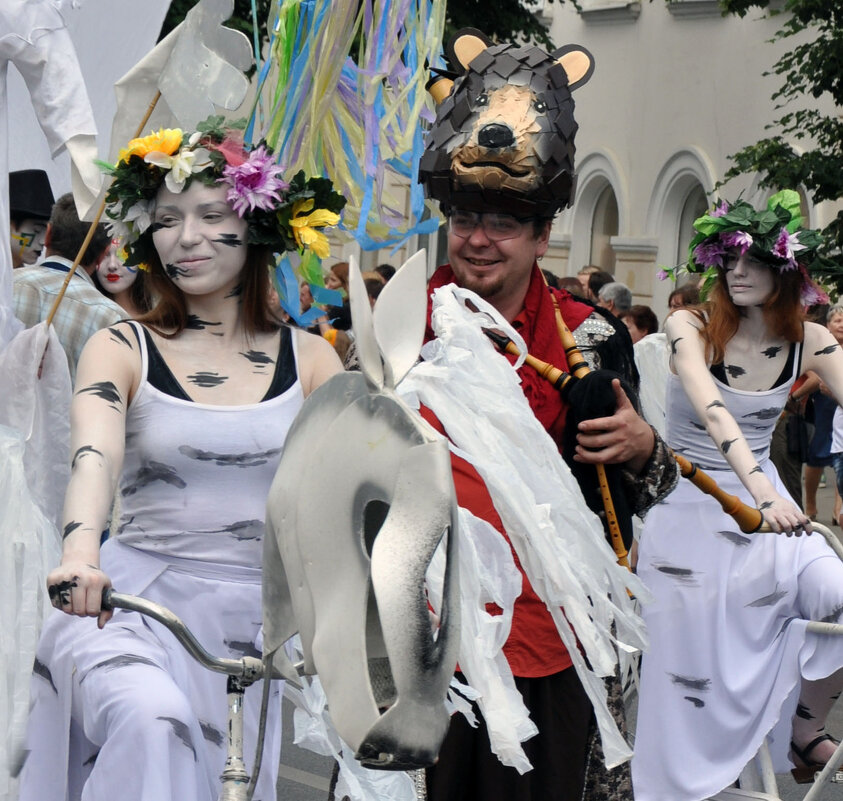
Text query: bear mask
420 29 594 218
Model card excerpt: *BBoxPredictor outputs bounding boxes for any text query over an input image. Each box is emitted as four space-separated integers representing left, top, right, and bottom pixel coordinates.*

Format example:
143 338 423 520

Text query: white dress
20 323 304 801
633 349 843 801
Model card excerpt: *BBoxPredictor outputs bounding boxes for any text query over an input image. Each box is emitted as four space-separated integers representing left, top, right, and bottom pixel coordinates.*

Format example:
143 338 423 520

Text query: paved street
274 474 843 800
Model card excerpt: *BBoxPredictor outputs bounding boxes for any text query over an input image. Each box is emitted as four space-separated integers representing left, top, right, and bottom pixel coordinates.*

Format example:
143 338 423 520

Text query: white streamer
428 509 537 773
400 285 650 768
284 640 416 801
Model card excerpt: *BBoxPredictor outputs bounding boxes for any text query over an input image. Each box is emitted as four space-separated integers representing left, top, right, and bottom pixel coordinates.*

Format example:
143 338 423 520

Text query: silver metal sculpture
263 251 461 769
158 0 252 129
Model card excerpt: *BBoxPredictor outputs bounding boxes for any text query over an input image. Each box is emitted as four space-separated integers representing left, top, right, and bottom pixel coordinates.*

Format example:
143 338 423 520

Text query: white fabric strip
400 285 650 768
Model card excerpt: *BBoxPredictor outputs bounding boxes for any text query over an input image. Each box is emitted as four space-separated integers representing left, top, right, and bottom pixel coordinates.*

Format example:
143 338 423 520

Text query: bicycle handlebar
101 589 290 681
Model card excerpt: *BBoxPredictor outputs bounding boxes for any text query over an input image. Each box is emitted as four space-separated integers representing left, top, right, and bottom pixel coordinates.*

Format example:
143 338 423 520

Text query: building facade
334 1 840 320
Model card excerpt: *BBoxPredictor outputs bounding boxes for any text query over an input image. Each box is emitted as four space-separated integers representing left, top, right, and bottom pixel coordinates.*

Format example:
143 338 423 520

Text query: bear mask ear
552 44 595 92
447 28 493 73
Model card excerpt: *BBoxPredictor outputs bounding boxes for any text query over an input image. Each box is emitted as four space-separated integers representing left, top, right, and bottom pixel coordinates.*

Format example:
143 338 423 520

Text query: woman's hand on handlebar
46 561 113 628
758 495 811 536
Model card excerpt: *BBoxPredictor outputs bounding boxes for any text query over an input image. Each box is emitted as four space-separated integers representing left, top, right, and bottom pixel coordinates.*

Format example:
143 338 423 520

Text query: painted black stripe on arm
76 381 122 411
107 327 133 349
71 445 104 468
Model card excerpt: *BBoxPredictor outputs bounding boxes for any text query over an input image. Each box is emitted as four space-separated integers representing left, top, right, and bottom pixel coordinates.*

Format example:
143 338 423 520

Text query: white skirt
632 462 843 801
19 539 282 801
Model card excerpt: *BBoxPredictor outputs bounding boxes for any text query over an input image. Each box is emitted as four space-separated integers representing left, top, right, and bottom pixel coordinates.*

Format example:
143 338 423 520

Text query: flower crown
101 116 346 269
682 189 827 306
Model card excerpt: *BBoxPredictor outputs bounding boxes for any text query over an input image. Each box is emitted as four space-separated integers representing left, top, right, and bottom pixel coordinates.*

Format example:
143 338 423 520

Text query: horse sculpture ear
349 250 428 390
348 254 384 390
374 250 428 388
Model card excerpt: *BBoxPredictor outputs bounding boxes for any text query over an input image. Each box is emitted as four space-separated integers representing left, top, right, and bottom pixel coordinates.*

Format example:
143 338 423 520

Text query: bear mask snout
477 123 515 149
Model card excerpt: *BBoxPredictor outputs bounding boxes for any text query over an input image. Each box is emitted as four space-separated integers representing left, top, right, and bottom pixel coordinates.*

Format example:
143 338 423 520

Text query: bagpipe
482 294 774 570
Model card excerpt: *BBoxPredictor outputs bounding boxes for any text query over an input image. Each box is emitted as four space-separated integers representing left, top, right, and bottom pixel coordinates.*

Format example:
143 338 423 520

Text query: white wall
545 0 840 317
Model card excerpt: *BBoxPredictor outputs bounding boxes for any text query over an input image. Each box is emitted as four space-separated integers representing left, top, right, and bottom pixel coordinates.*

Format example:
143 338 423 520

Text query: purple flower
720 230 753 254
772 227 803 270
799 265 828 306
693 239 727 268
711 201 729 218
656 269 670 281
220 146 288 217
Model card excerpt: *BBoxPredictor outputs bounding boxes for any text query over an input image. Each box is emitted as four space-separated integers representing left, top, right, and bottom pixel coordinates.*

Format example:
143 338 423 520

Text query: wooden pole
44 91 162 329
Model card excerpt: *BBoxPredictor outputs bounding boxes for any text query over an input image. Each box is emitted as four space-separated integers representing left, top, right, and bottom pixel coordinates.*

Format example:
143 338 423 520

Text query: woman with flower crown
19 120 346 801
632 191 843 800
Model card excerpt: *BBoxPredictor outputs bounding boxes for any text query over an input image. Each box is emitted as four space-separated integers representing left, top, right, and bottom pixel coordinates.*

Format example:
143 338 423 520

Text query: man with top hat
416 29 679 801
9 169 54 269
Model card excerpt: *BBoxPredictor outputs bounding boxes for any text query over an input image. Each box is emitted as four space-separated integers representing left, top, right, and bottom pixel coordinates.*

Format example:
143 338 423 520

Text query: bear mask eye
475 92 489 107
534 98 547 113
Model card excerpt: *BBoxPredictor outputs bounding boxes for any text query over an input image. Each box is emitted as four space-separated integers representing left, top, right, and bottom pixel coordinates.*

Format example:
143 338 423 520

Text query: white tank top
115 322 304 567
665 342 802 471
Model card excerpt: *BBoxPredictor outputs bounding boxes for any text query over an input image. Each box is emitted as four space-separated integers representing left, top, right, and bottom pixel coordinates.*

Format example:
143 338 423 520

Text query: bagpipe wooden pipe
482 324 766 552
482 323 630 568
671 452 764 533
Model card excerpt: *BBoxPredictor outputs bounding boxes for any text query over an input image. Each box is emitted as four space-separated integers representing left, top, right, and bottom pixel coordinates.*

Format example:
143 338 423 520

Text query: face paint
185 315 224 335
186 371 228 388
152 183 248 297
11 219 48 267
76 381 123 412
724 251 775 307
96 242 138 295
240 350 274 366
165 263 191 280
48 579 78 608
213 233 244 248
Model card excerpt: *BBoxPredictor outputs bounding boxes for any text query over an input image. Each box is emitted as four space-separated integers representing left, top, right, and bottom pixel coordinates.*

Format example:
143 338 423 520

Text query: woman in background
633 192 843 800
800 305 843 524
620 304 658 344
94 239 153 317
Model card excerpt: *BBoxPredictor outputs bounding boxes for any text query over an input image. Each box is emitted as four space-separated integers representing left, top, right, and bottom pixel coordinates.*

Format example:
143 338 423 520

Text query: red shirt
424 264 592 677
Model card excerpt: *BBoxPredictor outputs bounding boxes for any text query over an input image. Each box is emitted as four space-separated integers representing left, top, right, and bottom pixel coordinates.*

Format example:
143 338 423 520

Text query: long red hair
698 264 804 364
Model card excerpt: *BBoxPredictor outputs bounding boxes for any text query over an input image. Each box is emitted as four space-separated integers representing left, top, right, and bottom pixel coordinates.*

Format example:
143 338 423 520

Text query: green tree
160 0 560 50
719 0 843 266
444 0 559 48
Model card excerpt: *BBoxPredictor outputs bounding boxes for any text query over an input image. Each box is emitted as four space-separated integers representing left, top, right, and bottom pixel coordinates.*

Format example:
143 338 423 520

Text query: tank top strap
126 320 150 388
794 334 804 381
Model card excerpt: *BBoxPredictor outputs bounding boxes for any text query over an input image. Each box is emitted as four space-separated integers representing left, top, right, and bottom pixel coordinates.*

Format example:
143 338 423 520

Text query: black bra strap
131 324 296 402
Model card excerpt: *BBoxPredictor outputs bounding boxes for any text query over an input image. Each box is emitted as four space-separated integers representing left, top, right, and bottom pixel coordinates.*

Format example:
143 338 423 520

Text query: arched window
589 185 619 272
676 185 708 269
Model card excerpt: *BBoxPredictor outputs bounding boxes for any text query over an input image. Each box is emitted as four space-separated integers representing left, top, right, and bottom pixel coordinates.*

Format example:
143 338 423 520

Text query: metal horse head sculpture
262 251 460 770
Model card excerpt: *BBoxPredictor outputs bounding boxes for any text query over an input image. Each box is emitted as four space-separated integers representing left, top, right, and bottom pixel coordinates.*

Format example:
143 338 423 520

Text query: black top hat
9 169 55 220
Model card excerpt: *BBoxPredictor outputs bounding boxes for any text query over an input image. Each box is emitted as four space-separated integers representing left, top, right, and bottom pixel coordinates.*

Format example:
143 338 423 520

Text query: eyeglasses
448 210 534 242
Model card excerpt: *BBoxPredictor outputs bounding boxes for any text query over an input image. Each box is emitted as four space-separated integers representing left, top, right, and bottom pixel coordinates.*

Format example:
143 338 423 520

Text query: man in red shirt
418 30 678 801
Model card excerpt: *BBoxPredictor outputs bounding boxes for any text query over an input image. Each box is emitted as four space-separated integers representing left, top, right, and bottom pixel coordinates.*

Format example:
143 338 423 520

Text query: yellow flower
119 128 183 164
289 198 341 259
